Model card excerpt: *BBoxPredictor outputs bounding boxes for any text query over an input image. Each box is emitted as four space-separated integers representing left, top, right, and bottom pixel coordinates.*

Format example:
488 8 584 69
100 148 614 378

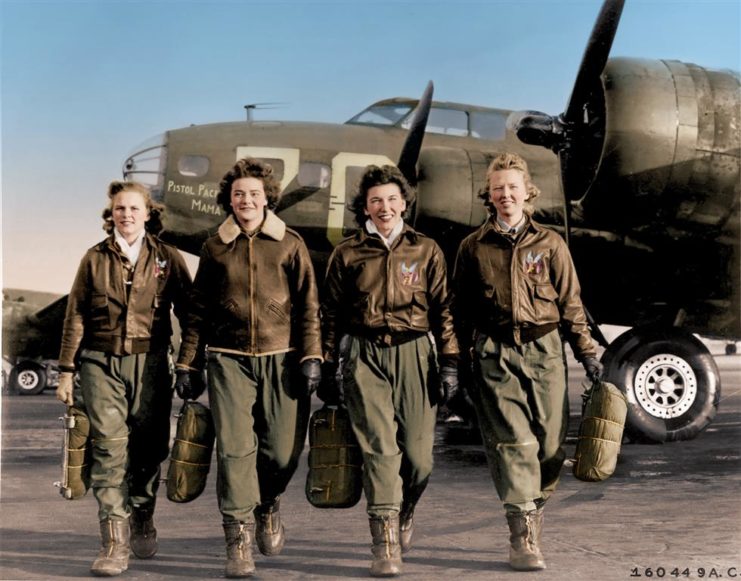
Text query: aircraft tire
10 361 47 395
601 327 720 443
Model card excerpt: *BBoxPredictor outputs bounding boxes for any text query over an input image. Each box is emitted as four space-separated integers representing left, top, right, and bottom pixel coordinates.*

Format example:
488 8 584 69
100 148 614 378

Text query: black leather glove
301 359 322 394
316 361 343 406
582 356 604 383
438 362 460 405
175 368 206 400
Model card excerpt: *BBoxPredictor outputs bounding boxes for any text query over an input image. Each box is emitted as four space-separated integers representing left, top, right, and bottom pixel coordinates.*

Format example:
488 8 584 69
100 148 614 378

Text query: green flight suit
77 348 172 521
207 351 310 523
471 330 568 513
342 334 437 517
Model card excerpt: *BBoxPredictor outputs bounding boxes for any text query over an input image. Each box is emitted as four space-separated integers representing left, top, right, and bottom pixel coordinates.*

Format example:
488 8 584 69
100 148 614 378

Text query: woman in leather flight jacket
175 158 322 579
56 180 192 576
320 165 459 577
453 152 603 572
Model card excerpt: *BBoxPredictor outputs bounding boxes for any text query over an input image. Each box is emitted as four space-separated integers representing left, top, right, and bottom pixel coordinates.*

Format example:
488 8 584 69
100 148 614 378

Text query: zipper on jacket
509 239 520 330
385 248 393 322
249 236 257 352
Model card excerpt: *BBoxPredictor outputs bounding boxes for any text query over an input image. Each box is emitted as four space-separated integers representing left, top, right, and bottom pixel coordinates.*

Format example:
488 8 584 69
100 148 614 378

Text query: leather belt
478 322 558 345
353 329 427 347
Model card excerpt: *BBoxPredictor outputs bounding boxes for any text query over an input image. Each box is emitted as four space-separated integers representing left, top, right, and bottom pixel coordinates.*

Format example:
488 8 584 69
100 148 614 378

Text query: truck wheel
601 327 720 442
10 362 47 395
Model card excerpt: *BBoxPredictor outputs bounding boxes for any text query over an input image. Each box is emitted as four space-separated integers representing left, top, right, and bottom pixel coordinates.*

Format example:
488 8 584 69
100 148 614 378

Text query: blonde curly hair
478 152 541 215
101 181 164 235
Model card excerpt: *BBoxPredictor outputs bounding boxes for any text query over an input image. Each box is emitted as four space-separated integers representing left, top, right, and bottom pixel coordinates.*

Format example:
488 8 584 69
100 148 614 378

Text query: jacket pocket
89 293 110 329
267 298 289 323
151 293 167 329
216 297 246 328
353 294 371 326
410 291 429 328
532 284 559 320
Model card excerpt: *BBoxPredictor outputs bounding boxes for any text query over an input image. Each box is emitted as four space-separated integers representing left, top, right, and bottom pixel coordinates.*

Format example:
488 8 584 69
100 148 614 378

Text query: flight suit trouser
77 348 173 521
470 330 568 514
207 351 310 523
343 335 437 518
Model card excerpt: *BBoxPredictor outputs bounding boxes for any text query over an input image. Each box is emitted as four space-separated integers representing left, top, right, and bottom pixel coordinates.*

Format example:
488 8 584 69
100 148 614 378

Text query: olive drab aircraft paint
6 0 735 444
121 1 739 445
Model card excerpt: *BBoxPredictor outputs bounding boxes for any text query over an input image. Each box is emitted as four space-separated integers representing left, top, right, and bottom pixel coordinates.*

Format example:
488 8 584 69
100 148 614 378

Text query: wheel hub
633 354 697 419
18 370 40 390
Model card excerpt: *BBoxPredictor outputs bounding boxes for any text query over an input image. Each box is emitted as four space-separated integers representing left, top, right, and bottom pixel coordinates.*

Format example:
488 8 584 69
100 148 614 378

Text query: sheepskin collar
217 211 286 244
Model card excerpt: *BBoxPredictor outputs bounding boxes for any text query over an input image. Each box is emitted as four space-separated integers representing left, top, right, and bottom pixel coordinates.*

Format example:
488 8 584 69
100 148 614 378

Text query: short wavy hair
478 152 541 215
349 165 415 227
217 157 281 214
102 181 164 235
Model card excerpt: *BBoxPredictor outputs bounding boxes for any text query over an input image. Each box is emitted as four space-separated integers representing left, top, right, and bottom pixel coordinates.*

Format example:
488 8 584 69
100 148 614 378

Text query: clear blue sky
2 0 739 293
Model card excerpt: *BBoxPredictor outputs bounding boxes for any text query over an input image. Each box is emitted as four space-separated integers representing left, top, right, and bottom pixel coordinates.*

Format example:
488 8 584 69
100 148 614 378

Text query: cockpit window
346 104 414 126
470 111 507 140
425 108 468 137
400 106 468 137
178 155 210 178
347 100 508 141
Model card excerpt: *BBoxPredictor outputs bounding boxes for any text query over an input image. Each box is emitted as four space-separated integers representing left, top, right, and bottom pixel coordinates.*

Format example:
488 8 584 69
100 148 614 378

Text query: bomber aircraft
120 0 735 443
2 289 66 395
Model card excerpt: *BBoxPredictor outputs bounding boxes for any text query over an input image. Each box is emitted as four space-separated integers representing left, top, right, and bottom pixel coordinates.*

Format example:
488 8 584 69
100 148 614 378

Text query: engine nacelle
580 57 740 235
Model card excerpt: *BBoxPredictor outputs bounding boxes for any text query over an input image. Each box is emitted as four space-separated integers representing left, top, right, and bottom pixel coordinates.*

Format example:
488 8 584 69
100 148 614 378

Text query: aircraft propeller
507 0 625 200
397 80 434 186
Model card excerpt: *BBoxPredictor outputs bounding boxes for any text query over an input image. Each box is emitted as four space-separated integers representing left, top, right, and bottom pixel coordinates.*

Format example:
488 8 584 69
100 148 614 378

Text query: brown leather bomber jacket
322 224 459 361
58 234 192 371
452 216 597 361
177 212 322 368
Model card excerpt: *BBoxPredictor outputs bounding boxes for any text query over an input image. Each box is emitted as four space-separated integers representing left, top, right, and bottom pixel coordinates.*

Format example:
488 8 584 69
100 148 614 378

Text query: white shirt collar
365 219 404 248
496 215 525 235
114 229 146 265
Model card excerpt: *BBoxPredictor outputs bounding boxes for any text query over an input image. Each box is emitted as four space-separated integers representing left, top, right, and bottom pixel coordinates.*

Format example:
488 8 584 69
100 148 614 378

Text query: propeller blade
397 81 434 185
563 0 625 123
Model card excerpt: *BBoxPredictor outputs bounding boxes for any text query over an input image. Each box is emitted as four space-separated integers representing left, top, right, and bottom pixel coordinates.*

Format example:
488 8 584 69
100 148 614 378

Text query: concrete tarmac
1 357 740 581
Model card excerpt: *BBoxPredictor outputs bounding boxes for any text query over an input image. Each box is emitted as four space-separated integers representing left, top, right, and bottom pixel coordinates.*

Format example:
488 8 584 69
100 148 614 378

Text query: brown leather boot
399 478 426 554
399 502 415 554
254 499 285 556
223 521 256 578
531 507 544 546
90 519 130 577
506 511 546 571
130 506 158 559
369 516 402 577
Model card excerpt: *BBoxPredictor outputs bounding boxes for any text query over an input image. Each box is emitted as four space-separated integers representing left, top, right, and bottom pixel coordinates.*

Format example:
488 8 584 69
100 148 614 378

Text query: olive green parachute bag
166 401 215 503
55 405 92 500
573 380 628 482
306 405 363 508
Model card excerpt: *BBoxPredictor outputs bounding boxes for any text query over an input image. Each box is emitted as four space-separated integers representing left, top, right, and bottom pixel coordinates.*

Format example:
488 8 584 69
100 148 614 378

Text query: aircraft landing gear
9 361 48 395
601 327 720 442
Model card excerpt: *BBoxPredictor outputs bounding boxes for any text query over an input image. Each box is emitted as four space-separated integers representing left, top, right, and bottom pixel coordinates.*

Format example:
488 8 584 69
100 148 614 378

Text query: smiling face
112 190 150 244
364 182 407 237
488 168 528 226
231 176 268 231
